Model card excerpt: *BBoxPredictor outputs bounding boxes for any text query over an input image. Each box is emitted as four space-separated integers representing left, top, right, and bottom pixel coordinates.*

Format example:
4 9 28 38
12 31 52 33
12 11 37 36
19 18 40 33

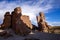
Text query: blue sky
0 0 60 26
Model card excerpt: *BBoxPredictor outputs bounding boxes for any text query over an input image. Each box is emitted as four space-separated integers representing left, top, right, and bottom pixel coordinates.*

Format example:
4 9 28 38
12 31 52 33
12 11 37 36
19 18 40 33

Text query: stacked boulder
37 12 49 32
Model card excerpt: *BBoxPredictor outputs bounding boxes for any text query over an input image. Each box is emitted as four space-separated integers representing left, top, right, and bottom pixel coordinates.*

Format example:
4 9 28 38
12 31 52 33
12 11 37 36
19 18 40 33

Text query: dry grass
48 26 60 34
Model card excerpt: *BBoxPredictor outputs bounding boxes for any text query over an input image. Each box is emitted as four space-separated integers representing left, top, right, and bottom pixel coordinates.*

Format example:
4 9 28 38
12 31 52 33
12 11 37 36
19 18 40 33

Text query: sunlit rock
37 12 49 32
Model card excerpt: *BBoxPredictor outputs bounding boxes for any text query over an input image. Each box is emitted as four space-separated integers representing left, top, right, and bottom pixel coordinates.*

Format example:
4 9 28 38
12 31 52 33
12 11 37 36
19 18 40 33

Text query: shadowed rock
0 30 13 38
11 7 31 36
32 24 38 30
1 12 11 29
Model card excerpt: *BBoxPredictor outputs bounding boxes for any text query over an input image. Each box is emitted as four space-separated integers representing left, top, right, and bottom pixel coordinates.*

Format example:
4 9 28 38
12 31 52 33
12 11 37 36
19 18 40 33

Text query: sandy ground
0 29 60 40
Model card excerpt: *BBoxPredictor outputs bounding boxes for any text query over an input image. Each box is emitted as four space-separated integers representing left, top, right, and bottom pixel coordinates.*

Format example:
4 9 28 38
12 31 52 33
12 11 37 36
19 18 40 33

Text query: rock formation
21 15 33 29
1 12 11 29
0 7 50 37
37 12 49 32
11 7 22 31
11 7 31 35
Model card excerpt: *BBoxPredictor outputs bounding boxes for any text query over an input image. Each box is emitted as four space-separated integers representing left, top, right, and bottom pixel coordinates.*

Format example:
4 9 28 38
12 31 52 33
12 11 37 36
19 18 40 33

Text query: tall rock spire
37 12 49 32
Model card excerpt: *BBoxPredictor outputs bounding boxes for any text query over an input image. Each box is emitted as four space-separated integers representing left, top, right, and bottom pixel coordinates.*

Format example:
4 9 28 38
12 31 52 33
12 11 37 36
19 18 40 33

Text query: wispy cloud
0 0 53 26
20 0 53 26
46 21 60 26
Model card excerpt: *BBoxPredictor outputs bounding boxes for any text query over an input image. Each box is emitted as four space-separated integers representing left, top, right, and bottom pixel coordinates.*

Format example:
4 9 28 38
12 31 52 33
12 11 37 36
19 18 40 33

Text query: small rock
0 30 13 38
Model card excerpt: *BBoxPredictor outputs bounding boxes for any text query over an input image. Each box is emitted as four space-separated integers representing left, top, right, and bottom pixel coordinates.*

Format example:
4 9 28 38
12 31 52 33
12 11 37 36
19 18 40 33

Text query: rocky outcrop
0 7 50 37
11 7 22 31
37 12 49 32
1 12 11 29
21 15 33 29
11 7 31 35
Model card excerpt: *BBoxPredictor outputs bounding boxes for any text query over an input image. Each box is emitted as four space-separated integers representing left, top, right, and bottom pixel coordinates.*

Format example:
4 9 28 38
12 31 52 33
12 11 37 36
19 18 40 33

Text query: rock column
1 12 11 29
37 12 49 32
11 7 31 35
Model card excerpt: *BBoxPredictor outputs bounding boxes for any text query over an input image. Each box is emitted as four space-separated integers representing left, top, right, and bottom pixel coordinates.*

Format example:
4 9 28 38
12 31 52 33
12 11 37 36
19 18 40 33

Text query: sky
0 0 60 26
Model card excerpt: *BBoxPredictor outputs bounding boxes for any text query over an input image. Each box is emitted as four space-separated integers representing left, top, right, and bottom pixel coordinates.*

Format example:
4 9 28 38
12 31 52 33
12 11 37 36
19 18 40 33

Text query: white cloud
46 21 60 26
0 0 53 26
21 0 52 26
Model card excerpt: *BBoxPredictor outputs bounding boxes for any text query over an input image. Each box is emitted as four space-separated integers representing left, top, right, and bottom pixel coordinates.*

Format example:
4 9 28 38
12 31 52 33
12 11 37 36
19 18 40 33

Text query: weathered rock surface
1 12 11 29
11 7 31 35
0 7 32 36
37 12 49 32
21 15 33 29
